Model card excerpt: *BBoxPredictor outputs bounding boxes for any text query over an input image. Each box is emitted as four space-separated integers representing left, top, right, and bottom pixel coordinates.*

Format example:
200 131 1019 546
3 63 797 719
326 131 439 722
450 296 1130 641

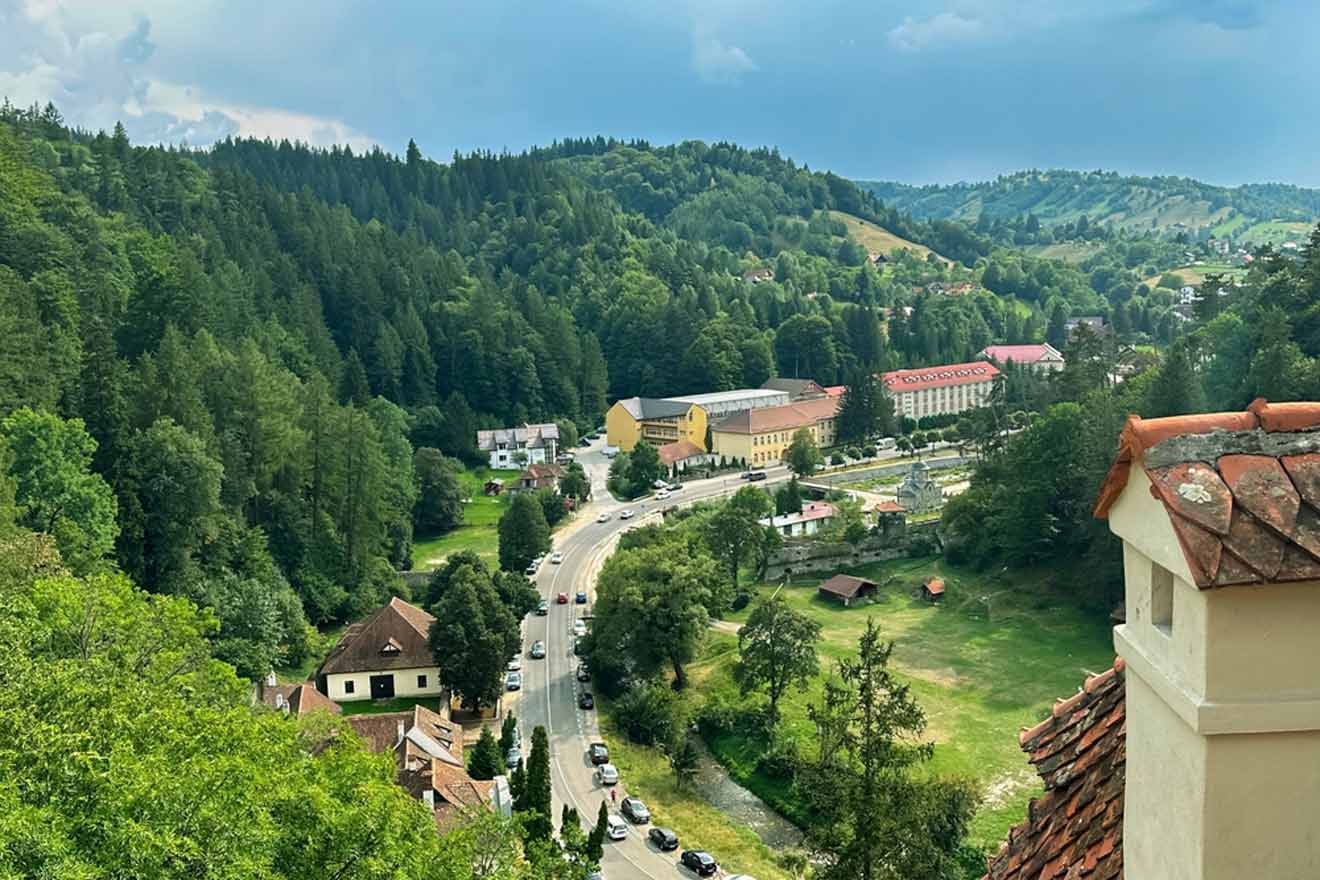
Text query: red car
557 592 569 604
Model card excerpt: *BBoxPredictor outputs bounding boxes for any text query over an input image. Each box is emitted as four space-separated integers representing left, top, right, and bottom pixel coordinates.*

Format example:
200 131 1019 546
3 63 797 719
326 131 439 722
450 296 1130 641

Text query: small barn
922 577 945 603
817 574 879 607
484 478 504 496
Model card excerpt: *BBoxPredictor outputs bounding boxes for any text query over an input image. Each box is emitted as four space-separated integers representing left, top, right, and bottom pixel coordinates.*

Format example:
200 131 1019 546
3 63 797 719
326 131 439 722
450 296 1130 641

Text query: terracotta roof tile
1281 453 1320 508
1167 514 1222 584
1217 454 1299 536
986 661 1125 880
1223 511 1286 581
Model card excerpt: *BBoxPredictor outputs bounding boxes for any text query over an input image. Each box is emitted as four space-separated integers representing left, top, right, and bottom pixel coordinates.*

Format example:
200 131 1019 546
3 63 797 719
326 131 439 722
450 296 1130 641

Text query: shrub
755 734 804 781
613 680 681 746
731 590 753 612
696 692 742 738
829 452 845 465
845 445 862 460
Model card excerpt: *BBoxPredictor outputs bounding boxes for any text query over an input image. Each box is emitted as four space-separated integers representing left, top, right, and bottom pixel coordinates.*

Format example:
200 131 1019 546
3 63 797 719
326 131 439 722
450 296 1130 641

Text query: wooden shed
922 577 945 602
817 574 879 607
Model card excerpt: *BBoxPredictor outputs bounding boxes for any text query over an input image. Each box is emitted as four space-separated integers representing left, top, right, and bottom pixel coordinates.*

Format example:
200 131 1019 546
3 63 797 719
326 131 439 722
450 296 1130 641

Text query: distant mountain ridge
858 170 1320 239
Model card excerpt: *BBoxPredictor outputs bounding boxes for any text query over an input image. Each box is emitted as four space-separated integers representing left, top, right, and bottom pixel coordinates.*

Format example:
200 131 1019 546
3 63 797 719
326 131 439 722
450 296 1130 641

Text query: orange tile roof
924 578 945 595
714 397 838 434
1094 399 1320 588
985 660 1126 880
657 439 705 465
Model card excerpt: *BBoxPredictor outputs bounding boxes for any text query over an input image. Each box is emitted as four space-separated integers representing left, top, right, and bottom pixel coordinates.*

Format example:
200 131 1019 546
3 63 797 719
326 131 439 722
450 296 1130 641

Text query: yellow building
605 398 707 452
710 397 839 466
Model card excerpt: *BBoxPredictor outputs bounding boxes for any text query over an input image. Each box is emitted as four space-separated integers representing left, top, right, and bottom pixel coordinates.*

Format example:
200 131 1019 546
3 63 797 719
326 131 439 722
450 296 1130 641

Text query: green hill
860 170 1320 241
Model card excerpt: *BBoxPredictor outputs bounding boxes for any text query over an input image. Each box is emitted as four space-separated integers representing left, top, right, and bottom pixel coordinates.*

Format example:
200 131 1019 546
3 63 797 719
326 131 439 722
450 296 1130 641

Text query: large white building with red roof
978 343 1065 372
882 360 1000 421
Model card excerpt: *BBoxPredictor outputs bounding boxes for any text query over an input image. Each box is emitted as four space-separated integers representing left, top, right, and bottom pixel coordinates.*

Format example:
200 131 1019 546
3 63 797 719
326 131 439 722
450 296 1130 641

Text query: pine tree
586 801 608 862
468 725 503 780
1145 343 1204 418
520 725 553 841
500 712 518 754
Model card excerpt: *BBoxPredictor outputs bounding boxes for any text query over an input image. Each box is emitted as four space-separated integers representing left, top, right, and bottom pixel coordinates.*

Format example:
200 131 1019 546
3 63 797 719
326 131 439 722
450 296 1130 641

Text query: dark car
575 590 588 604
576 664 591 682
620 796 650 824
573 637 585 656
747 470 767 482
680 850 718 877
536 599 548 616
648 827 679 851
578 691 594 710
588 742 609 765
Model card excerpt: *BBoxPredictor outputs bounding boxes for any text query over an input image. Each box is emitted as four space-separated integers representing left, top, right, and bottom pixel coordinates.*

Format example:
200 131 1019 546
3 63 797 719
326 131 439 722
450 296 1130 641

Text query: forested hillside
861 170 1320 240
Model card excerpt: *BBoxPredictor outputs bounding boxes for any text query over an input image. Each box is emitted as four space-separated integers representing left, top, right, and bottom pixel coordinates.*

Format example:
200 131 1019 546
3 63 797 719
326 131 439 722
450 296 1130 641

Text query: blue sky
1 0 1314 185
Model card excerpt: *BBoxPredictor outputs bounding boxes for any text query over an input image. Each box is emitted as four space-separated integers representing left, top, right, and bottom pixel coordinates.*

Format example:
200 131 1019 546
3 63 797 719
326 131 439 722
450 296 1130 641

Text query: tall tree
468 725 503 781
785 427 822 477
498 492 551 572
1144 342 1204 418
428 562 520 710
518 726 553 841
736 596 822 727
703 486 773 593
412 447 464 534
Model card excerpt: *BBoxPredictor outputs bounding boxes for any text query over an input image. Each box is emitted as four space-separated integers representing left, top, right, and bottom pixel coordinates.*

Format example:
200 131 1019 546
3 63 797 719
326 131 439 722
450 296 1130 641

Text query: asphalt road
513 440 789 879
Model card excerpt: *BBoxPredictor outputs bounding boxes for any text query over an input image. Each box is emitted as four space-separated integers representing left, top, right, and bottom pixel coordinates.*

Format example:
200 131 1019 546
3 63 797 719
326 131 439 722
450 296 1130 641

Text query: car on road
578 437 592 447
595 511 611 523
507 656 522 672
536 599 548 615
680 850 718 877
588 742 609 765
505 747 521 769
667 482 682 492
524 561 539 575
747 470 767 482
529 640 546 659
655 490 670 501
620 796 650 824
505 671 522 691
578 691 594 710
606 815 628 841
648 827 679 851
653 479 668 489
556 592 569 604
595 763 619 786
576 664 591 682
575 590 588 604
619 508 634 519
572 619 587 637
573 637 585 656
550 551 564 564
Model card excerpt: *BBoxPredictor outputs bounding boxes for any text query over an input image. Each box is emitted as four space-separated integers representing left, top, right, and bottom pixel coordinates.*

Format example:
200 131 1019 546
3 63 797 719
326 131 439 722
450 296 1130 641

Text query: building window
1151 563 1174 636
344 680 355 695
417 674 428 688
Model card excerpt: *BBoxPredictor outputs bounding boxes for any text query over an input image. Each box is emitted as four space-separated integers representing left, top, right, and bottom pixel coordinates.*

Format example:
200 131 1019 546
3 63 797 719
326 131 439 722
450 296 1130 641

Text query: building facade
666 388 789 420
605 398 706 452
475 423 559 469
759 501 835 537
881 361 999 421
711 397 839 466
316 597 445 703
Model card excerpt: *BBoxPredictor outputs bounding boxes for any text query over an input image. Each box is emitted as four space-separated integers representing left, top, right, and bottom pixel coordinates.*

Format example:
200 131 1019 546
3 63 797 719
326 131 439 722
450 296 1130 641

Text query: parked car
505 747 522 769
747 470 767 482
655 489 670 500
529 640 546 659
578 691 594 710
606 815 628 841
595 763 619 786
739 471 753 480
524 561 539 575
596 511 611 523
536 599 549 615
620 796 650 824
573 619 587 637
578 438 592 448
505 671 522 691
588 742 609 765
667 482 682 492
576 664 591 682
550 551 564 564
573 637 585 656
507 656 522 672
619 509 634 520
575 590 588 604
557 592 569 604
648 826 679 851
680 850 719 877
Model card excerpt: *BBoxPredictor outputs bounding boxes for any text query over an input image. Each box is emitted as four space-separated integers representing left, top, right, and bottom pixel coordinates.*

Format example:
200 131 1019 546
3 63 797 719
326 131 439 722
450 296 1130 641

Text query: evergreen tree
500 711 519 754
520 726 553 841
1046 302 1070 350
586 801 608 863
498 492 551 572
468 725 503 780
1144 343 1204 418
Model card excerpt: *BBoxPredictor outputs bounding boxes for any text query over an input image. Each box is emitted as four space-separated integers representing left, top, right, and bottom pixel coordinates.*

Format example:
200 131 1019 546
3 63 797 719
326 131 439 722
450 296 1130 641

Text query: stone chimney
1098 403 1320 879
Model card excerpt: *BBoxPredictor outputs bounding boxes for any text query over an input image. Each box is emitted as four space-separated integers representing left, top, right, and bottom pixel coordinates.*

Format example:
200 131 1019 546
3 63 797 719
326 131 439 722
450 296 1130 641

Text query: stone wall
763 520 941 581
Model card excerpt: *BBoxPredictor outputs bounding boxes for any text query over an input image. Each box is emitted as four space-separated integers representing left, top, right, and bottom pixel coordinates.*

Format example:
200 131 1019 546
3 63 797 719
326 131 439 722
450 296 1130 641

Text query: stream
691 739 804 850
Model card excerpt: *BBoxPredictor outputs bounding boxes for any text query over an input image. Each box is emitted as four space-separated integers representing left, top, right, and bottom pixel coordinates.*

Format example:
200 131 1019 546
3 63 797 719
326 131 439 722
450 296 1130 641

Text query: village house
710 396 839 467
605 388 789 453
657 439 712 472
742 266 774 283
882 361 999 421
315 597 445 703
515 462 564 493
978 343 1065 373
1065 315 1109 340
759 501 835 537
986 399 1320 880
475 423 559 469
256 672 342 718
816 573 878 606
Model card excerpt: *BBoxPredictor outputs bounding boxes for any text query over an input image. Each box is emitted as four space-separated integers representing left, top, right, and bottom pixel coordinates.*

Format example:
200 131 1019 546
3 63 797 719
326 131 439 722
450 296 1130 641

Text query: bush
696 692 742 738
755 734 804 781
613 680 681 746
845 445 863 460
829 452 845 465
731 590 753 612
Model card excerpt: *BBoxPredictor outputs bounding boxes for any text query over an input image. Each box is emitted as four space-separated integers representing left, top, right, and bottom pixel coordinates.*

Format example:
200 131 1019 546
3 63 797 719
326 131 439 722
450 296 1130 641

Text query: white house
978 343 1065 373
759 501 836 538
475 423 559 469
316 597 444 702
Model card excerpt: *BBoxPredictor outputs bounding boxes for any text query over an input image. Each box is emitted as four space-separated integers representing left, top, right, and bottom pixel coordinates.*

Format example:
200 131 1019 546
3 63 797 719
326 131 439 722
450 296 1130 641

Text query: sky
1 0 1316 186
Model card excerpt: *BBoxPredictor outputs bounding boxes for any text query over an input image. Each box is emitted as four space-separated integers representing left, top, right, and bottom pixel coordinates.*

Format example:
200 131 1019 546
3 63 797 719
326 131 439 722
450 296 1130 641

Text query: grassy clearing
702 555 1114 854
1237 220 1312 247
598 702 792 880
335 696 445 717
410 467 521 569
831 210 950 264
1025 241 1105 263
1143 262 1245 288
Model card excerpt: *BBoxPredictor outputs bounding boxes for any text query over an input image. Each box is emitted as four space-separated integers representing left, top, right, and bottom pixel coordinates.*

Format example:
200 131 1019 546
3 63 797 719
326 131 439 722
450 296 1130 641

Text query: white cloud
887 11 984 52
692 33 758 84
0 0 374 148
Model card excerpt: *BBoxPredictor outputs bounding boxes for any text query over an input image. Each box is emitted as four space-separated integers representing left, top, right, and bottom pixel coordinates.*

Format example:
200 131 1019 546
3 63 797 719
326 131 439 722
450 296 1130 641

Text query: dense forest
862 169 1320 236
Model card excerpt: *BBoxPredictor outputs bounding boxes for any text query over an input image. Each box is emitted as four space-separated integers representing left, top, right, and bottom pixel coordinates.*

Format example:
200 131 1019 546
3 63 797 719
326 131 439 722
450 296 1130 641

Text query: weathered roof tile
1148 462 1233 535
1223 510 1287 581
1217 454 1300 537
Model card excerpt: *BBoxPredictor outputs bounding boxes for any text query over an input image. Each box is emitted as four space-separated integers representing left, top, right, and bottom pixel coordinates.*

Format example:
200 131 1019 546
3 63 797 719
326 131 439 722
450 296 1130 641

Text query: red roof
923 578 945 595
1094 399 1320 588
979 344 1061 365
985 660 1126 880
882 361 1000 394
823 385 845 398
658 439 705 466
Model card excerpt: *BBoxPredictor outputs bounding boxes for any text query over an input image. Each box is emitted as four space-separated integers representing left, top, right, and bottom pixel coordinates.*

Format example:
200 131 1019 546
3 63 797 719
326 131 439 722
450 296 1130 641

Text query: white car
596 763 619 785
606 814 628 841
573 619 587 637
619 509 634 520
655 489 670 500
653 479 668 489
507 657 522 672
550 551 564 564
596 512 611 523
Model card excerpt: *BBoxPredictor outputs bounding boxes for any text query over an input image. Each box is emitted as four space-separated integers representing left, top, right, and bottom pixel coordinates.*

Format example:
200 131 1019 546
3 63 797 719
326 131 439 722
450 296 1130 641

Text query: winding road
513 439 788 878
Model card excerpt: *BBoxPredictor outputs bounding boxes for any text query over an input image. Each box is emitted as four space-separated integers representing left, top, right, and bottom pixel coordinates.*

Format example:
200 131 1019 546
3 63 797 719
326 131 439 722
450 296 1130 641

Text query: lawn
335 696 446 717
410 467 521 569
1143 261 1245 288
699 555 1115 855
